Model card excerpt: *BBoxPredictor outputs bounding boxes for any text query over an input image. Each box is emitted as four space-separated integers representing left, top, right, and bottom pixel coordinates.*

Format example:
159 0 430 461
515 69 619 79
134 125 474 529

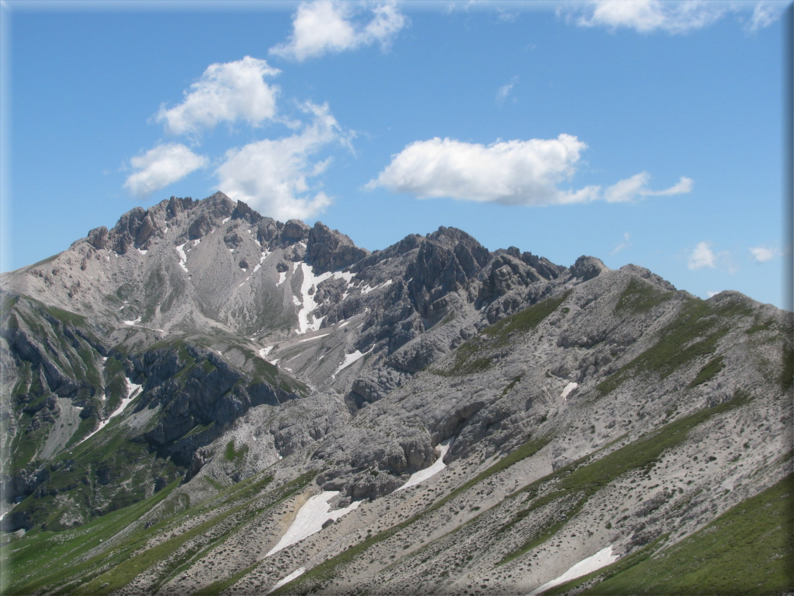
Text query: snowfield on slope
397 439 453 491
528 545 618 595
265 491 361 557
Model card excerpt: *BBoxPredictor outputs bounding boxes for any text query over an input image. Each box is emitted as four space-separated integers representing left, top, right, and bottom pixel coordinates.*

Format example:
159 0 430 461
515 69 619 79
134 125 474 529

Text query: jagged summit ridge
2 192 788 596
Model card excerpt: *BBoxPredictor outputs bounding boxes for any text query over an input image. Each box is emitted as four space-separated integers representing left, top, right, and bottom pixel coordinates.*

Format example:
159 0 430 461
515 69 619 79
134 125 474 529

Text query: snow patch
259 346 274 358
253 250 271 273
265 491 360 557
268 568 305 594
528 546 618 596
332 349 371 379
175 243 189 272
295 262 334 335
77 378 143 445
332 270 354 283
560 382 578 400
397 439 452 491
298 333 330 343
137 248 147 255
222 217 230 224
360 279 392 295
277 271 287 286
122 317 142 326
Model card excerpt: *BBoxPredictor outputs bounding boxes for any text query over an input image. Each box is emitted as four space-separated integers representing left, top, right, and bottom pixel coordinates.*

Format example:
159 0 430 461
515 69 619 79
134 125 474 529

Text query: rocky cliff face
1 193 791 596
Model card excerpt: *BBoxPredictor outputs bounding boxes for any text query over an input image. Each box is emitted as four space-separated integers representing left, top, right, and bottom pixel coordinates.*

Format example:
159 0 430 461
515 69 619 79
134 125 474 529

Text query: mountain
1 192 791 595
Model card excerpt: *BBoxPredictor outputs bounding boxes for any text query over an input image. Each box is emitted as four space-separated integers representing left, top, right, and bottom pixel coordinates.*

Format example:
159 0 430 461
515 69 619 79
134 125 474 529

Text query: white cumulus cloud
367 135 601 206
688 241 716 270
367 134 597 205
749 245 779 263
569 0 733 34
156 56 280 136
124 144 207 197
215 102 346 220
270 0 407 61
369 135 690 207
605 172 693 202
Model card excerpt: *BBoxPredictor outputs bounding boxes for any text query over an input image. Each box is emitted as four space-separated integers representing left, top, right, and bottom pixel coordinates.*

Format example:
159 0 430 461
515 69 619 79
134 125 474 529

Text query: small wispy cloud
611 232 632 255
605 172 692 202
497 8 519 23
688 241 716 270
562 0 783 35
747 1 787 32
124 144 207 197
496 76 519 105
270 0 407 62
749 245 780 263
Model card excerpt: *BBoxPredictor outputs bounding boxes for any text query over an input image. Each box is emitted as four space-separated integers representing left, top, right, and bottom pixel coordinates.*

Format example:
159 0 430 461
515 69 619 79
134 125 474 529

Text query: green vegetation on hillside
434 292 570 377
498 393 750 565
5 470 315 595
572 473 793 595
615 278 672 314
598 298 734 396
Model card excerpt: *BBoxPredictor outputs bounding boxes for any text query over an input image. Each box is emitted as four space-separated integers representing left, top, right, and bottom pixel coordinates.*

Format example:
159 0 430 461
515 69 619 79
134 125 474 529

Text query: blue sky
1 0 789 308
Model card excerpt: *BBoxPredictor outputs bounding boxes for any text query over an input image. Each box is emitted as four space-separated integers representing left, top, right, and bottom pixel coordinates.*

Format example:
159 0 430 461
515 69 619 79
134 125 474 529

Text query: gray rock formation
1 193 790 596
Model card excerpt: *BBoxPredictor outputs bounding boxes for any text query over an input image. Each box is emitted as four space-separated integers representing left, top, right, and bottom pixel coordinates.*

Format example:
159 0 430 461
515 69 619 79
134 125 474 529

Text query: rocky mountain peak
619 263 676 291
306 221 369 274
231 200 263 224
569 255 609 280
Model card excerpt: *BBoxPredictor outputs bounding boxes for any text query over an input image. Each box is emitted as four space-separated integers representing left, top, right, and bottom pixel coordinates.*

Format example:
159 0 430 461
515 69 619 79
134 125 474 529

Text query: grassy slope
496 391 750 566
5 470 314 595
547 472 794 596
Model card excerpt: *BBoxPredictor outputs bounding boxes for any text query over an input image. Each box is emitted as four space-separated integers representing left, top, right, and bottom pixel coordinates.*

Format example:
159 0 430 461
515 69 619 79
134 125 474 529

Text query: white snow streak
528 546 618 595
332 349 371 378
560 382 578 400
268 568 306 594
298 333 330 343
222 217 230 224
295 262 333 335
137 248 148 255
175 243 189 272
266 491 360 557
77 378 143 445
253 250 271 274
397 439 452 491
332 270 355 283
361 279 393 295
259 346 274 358
277 271 287 286
122 317 142 326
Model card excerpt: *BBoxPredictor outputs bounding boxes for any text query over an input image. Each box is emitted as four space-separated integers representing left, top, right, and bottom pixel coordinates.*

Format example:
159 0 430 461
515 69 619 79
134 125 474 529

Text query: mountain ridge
1 192 790 595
